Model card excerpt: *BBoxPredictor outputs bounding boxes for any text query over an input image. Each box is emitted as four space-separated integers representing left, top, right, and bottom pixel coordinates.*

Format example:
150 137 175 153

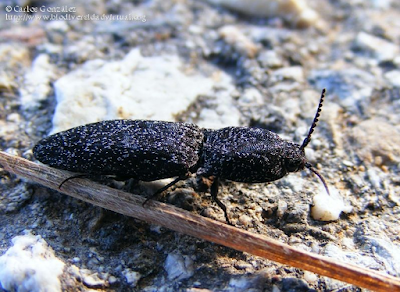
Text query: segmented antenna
305 162 330 196
300 89 326 151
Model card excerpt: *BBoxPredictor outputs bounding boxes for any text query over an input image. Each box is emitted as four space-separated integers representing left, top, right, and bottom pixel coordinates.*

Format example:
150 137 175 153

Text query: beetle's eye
285 159 300 172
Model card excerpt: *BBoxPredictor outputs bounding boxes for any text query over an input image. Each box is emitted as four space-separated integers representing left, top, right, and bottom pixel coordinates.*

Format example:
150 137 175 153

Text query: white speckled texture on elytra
0 232 65 292
52 49 239 133
34 120 204 180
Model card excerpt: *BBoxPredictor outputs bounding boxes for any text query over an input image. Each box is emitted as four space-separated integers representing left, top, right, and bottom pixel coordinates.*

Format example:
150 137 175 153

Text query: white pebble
123 269 141 286
311 187 352 221
164 253 194 281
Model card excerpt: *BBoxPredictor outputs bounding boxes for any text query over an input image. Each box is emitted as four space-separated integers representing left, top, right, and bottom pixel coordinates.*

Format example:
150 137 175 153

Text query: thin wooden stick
1 151 399 291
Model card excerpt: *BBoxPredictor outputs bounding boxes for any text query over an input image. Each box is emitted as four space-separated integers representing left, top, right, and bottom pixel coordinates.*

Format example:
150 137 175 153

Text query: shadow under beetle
33 89 329 224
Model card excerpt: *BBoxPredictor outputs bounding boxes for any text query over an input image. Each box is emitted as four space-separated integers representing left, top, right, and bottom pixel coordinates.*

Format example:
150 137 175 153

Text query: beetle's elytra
33 89 329 224
33 120 204 181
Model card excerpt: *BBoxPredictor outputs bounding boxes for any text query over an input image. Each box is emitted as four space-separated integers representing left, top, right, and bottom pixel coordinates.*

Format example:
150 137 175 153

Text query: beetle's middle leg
142 174 189 206
210 177 231 225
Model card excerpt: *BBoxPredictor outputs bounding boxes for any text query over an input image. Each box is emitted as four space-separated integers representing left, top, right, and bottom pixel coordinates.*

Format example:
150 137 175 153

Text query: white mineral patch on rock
52 49 238 133
0 232 65 292
20 54 56 111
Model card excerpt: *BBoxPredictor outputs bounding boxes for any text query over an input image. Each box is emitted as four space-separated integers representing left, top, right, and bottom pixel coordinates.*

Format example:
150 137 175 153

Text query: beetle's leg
60 174 128 190
210 178 231 225
142 175 188 206
59 174 90 189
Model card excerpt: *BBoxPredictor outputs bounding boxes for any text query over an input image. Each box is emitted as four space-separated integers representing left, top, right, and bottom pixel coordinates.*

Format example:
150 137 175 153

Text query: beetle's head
297 89 330 195
283 142 307 173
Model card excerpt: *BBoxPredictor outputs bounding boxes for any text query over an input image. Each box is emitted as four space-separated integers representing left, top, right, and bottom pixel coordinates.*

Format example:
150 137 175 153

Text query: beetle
33 89 329 224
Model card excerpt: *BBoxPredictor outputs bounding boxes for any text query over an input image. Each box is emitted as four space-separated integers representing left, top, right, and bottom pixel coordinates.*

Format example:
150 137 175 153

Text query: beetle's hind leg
59 173 124 189
59 174 92 189
210 178 231 225
142 175 188 206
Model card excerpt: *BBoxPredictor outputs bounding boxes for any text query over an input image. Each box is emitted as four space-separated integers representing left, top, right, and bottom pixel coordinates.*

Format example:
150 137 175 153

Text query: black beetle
33 89 329 224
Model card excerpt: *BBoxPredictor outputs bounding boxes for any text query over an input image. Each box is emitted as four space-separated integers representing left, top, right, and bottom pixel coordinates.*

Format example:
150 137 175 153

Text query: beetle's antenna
300 89 326 151
305 162 330 196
